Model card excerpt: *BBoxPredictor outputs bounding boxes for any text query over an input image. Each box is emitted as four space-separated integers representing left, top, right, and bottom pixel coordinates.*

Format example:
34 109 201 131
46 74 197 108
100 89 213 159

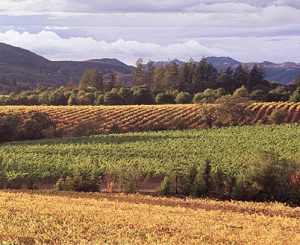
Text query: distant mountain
0 42 299 92
0 43 134 91
154 57 300 84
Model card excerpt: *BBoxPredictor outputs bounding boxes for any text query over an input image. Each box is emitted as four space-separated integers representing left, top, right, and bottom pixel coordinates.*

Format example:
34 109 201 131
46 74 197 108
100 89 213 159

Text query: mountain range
0 42 299 91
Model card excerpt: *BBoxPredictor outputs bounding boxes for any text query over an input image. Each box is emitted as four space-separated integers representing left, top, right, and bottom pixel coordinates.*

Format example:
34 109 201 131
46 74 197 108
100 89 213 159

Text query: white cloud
0 30 228 63
0 30 299 64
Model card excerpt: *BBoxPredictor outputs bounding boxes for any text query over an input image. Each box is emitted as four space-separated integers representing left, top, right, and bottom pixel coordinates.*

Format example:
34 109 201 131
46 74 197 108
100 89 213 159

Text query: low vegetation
0 102 299 140
0 191 300 244
1 124 300 204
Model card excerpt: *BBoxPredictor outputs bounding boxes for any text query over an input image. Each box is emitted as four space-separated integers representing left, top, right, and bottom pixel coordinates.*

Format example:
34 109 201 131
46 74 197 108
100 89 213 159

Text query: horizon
2 41 300 67
0 1 299 64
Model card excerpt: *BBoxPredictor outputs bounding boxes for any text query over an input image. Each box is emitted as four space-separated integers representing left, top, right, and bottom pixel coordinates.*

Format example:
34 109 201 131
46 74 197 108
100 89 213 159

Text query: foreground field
0 191 299 244
1 124 300 181
1 102 300 133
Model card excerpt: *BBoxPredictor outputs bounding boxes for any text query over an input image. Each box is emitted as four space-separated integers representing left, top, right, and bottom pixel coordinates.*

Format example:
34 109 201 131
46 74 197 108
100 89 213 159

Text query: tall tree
133 58 146 86
249 63 265 90
79 68 103 91
165 61 179 90
233 64 249 90
145 60 155 89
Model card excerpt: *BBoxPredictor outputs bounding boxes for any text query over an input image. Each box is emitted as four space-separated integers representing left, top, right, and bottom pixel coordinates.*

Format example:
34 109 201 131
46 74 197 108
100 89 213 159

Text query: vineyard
0 102 300 133
0 191 299 244
0 124 300 185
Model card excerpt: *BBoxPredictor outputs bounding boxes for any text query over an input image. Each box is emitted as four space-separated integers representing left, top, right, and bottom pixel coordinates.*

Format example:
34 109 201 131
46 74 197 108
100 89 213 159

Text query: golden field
0 191 300 244
0 102 300 133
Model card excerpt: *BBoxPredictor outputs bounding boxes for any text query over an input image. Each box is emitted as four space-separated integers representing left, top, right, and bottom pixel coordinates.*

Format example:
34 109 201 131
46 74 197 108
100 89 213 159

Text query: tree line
1 58 300 105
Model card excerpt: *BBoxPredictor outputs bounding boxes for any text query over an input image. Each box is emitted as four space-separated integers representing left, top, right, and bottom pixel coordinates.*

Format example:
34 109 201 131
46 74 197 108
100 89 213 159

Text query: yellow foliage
0 191 300 244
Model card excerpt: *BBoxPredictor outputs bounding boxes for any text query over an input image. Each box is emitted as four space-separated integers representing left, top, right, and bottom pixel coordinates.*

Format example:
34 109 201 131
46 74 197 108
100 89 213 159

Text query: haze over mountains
0 42 299 91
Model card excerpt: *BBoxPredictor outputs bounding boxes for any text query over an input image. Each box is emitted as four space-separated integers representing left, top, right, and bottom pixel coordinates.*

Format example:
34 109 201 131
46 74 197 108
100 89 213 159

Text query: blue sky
0 0 299 64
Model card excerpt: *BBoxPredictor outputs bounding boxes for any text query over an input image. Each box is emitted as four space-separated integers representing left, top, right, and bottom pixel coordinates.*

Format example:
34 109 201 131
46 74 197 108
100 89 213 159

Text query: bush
233 86 249 98
159 176 172 195
116 166 141 193
94 94 104 105
0 112 57 142
250 90 266 101
232 151 299 202
268 108 289 124
155 93 175 104
55 170 102 192
104 91 123 105
132 87 155 105
170 116 187 130
71 116 102 137
175 92 192 104
193 93 205 103
0 114 21 142
290 87 300 102
18 111 57 140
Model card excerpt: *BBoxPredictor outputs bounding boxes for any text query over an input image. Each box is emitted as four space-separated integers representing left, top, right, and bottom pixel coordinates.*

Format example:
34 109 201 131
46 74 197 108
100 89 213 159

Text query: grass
0 191 299 244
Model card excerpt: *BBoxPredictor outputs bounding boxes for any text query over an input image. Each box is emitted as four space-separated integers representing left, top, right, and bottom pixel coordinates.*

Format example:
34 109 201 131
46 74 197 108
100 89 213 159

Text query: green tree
175 92 193 104
233 64 249 89
249 64 265 90
132 86 155 105
67 95 77 105
133 58 146 86
104 91 123 105
233 85 249 98
79 68 103 91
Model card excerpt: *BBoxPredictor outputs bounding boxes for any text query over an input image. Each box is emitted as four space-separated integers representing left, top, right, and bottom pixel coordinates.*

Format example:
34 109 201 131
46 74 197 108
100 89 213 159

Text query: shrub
18 111 57 141
159 176 172 195
193 93 205 103
250 90 266 101
170 116 187 130
55 173 101 192
132 87 155 105
232 151 298 202
268 108 289 124
290 87 300 102
0 114 22 142
94 94 104 105
155 93 175 104
104 91 123 105
233 85 249 98
175 92 192 104
116 166 140 193
71 116 102 137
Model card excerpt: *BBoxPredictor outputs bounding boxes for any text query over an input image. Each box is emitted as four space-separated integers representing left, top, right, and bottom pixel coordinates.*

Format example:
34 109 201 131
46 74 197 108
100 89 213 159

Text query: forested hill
0 43 134 91
154 57 300 85
0 42 299 91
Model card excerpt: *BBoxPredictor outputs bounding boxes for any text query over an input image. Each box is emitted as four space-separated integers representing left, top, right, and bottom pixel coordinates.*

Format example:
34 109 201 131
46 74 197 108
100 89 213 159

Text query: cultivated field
0 191 299 244
0 102 300 133
0 124 300 185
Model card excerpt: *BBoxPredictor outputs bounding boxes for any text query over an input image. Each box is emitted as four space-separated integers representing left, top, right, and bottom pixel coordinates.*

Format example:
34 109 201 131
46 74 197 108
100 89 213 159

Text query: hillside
0 42 299 91
0 43 134 91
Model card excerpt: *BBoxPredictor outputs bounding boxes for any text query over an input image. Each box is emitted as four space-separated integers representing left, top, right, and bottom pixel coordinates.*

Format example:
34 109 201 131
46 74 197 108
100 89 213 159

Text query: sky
0 0 299 64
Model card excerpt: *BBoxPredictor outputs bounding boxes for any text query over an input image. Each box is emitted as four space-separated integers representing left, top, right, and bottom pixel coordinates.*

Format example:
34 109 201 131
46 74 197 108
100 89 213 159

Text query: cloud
0 30 299 64
0 0 299 15
0 30 228 63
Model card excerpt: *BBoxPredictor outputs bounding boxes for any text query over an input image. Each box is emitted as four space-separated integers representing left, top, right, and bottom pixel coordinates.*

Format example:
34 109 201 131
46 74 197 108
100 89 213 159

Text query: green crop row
0 124 299 180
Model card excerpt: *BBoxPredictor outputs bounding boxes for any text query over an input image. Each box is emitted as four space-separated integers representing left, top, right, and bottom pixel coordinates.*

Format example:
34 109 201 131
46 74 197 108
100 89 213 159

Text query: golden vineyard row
0 191 300 244
1 102 300 133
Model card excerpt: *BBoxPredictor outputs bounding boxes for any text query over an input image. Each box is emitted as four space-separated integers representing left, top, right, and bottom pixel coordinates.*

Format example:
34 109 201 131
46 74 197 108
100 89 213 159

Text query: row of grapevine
1 103 300 133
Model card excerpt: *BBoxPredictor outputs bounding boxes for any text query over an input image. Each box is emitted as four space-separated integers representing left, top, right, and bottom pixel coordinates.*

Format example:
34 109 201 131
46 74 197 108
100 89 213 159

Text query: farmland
0 124 300 183
0 191 300 244
0 102 300 133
